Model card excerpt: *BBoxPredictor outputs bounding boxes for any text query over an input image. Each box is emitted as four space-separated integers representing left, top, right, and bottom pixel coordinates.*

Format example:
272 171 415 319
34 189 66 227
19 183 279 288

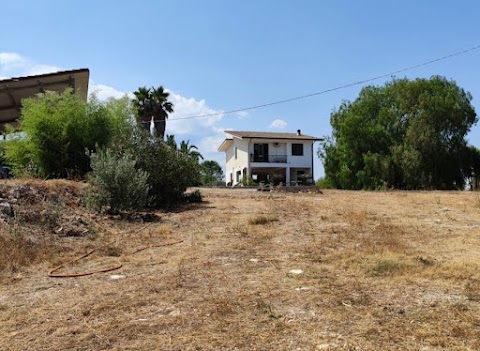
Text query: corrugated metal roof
0 68 89 131
225 130 323 141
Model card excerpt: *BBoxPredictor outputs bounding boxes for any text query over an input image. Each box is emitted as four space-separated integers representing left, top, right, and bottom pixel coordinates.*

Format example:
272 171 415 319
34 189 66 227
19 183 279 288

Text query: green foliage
464 146 480 190
132 86 173 139
200 160 224 186
86 148 149 214
165 134 177 150
0 142 12 178
101 96 138 152
320 76 478 190
239 175 256 186
3 89 131 178
134 136 200 207
271 173 285 186
183 189 203 203
179 140 203 163
316 177 335 189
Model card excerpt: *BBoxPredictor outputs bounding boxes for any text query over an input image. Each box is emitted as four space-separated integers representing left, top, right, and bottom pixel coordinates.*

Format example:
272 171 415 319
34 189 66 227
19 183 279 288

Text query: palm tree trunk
153 118 166 140
140 116 152 133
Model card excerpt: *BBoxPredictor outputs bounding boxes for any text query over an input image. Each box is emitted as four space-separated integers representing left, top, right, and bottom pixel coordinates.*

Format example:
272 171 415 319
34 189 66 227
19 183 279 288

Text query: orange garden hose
48 223 183 278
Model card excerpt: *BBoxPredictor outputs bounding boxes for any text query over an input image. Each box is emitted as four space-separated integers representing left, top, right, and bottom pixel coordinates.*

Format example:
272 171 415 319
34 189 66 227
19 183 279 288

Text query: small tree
86 148 149 214
179 140 203 163
200 160 224 186
134 136 200 207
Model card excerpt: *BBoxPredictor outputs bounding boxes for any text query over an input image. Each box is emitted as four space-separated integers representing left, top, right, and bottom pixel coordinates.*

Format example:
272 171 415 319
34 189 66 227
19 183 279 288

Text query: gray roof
225 130 323 141
0 68 89 131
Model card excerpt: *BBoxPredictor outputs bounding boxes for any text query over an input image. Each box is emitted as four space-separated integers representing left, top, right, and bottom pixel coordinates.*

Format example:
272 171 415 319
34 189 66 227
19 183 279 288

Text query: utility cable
155 44 480 122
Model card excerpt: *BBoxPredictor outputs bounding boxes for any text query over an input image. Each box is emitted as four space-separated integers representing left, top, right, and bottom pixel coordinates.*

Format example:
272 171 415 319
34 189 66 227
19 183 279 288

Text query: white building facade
218 130 323 186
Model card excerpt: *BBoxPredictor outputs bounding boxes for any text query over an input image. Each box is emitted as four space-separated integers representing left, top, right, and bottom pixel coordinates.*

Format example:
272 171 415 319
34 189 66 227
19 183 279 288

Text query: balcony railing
251 154 287 163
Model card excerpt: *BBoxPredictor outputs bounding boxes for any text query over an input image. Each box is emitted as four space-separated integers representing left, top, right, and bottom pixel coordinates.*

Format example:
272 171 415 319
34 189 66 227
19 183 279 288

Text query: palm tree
165 134 177 150
179 140 204 163
132 86 174 140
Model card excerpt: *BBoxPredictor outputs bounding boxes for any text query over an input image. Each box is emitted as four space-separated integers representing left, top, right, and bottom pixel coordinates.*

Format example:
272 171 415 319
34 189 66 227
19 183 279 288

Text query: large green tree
132 86 173 139
320 76 477 190
200 160 224 185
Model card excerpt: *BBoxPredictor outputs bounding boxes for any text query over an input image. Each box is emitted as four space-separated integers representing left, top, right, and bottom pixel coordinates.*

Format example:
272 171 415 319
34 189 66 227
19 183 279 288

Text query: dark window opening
253 143 269 162
292 143 303 156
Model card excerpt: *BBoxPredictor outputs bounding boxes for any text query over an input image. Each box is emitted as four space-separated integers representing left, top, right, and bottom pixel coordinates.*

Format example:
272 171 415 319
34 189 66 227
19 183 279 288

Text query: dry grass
1 184 480 350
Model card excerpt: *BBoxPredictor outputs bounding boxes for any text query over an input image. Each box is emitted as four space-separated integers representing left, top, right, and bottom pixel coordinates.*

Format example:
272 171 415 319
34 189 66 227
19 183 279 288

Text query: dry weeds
1 183 480 350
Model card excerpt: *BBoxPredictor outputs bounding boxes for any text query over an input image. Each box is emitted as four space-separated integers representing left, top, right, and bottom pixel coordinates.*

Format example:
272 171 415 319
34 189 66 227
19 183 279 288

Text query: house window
235 147 238 159
253 143 269 162
292 143 303 156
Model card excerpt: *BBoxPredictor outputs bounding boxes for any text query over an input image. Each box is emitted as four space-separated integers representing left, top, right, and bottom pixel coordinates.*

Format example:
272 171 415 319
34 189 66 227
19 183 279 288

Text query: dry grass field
1 181 480 350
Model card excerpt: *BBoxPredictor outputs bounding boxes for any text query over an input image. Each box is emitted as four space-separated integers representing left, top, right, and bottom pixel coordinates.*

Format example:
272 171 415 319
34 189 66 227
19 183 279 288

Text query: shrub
316 177 335 189
86 148 149 214
239 175 256 186
3 90 133 179
124 133 199 207
184 190 203 203
133 135 200 208
0 142 9 174
271 173 284 186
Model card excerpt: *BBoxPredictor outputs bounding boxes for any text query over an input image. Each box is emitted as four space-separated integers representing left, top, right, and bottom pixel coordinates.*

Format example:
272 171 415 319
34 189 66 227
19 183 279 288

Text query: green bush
3 90 132 178
0 142 6 166
184 189 203 203
134 136 200 207
239 175 256 186
86 148 149 214
316 177 335 189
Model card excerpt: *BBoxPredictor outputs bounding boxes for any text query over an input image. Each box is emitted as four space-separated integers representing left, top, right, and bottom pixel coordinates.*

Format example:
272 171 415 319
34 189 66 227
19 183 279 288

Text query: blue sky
1 1 479 178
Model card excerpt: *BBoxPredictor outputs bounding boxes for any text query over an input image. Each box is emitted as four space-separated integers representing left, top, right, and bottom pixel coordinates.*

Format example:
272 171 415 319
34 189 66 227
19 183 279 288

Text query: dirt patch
1 185 480 350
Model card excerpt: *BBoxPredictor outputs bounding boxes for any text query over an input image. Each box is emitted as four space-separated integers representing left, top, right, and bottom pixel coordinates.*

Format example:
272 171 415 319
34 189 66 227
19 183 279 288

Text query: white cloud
26 64 63 76
90 83 132 101
0 52 26 67
0 52 61 77
0 52 230 164
199 135 226 154
236 111 249 119
269 118 287 129
83 82 228 161
166 92 224 135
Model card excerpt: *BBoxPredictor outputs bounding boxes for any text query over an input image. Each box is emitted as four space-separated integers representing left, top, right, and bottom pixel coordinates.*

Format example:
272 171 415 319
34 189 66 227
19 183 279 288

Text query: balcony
251 154 287 163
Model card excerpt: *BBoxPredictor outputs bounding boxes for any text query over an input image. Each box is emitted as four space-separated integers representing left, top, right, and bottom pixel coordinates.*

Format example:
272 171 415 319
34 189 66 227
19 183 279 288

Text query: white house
218 130 323 186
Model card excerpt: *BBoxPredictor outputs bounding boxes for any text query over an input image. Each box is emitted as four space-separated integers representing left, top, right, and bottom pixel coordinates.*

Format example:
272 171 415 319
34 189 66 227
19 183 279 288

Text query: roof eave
218 138 233 152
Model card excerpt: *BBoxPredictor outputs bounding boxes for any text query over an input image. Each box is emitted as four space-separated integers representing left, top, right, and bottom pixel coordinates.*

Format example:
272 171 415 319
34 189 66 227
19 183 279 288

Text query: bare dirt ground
1 183 480 350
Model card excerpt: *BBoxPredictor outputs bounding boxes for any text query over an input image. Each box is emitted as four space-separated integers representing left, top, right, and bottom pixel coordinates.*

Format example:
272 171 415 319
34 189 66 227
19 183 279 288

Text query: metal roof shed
0 68 89 131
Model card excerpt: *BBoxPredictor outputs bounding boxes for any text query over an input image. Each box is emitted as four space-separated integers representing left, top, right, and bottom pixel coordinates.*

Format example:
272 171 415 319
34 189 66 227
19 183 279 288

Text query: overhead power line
165 44 480 122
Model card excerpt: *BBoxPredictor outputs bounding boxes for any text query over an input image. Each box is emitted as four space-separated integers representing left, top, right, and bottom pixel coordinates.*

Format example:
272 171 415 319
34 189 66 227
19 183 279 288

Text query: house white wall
247 139 287 158
225 138 249 184
287 141 313 168
223 137 315 185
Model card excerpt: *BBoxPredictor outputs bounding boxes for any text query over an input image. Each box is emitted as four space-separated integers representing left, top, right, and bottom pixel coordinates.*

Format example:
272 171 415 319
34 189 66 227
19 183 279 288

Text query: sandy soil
1 186 480 350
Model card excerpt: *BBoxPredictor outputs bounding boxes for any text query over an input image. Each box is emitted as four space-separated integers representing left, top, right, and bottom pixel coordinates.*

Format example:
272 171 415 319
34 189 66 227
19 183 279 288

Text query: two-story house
218 130 323 186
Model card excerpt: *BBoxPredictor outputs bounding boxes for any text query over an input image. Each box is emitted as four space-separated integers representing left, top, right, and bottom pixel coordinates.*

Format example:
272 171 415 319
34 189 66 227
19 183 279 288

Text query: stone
0 201 13 217
288 269 304 276
109 274 126 280
295 286 311 291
